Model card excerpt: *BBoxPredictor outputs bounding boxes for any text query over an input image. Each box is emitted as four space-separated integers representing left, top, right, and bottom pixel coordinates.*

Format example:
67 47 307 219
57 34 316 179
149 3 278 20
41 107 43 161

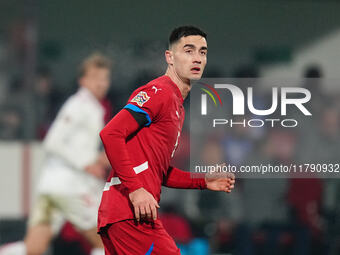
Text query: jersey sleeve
100 109 144 193
123 85 170 127
163 166 207 190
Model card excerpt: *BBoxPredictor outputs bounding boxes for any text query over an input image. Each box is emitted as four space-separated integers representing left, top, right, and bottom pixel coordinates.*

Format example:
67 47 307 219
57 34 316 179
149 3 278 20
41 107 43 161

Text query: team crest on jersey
131 91 150 107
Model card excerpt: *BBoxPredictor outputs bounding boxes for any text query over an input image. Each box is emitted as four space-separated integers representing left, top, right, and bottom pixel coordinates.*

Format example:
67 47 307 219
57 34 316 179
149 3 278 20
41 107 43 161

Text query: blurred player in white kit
0 53 111 255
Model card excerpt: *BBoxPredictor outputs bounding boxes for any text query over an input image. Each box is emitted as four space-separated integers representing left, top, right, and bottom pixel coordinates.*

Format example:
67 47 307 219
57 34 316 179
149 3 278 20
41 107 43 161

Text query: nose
193 53 202 64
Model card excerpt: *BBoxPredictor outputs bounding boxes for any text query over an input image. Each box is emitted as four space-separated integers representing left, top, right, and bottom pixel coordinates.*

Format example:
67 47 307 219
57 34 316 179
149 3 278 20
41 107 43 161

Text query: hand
205 168 235 193
129 188 160 221
85 163 106 179
96 151 111 169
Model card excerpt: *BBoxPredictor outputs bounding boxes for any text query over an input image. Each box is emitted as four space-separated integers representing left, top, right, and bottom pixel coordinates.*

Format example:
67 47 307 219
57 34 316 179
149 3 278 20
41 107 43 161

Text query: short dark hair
169 25 207 47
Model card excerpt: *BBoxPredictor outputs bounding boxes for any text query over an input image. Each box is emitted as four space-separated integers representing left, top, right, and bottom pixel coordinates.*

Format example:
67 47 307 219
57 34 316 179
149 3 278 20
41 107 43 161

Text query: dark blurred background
1 0 340 254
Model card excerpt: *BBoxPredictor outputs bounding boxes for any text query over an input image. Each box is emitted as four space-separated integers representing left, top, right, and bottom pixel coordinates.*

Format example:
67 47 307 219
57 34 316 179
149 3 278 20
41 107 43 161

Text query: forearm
163 166 206 189
95 151 111 169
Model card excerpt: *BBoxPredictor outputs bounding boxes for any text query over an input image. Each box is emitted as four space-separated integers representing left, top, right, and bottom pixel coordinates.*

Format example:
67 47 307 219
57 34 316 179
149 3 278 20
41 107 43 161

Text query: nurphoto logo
199 83 312 128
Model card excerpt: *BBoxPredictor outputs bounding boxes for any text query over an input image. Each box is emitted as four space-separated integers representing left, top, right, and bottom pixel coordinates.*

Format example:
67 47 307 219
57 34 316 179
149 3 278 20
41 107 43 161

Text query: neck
81 86 101 102
165 67 191 100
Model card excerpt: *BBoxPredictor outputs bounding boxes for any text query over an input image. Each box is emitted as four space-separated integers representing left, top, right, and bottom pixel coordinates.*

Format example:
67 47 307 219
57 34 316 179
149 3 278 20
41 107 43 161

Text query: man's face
79 66 110 100
169 35 207 81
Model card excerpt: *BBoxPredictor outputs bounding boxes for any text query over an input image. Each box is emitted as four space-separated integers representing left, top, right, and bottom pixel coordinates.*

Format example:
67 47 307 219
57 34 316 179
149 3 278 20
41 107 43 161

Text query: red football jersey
98 75 185 231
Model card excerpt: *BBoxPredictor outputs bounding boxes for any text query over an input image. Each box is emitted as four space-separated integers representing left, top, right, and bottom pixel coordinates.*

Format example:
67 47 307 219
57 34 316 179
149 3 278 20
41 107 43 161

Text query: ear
165 50 174 65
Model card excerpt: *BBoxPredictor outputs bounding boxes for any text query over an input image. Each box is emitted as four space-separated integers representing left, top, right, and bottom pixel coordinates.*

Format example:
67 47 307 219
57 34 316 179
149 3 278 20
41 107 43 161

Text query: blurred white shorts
28 191 101 232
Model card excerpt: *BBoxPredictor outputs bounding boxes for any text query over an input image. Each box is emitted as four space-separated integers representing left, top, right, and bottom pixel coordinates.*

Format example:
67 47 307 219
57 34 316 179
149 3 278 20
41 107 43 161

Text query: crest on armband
131 91 150 107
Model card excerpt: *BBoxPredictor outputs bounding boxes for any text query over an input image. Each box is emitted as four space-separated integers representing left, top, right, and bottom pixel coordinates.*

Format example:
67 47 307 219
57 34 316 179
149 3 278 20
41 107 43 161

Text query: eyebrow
183 44 208 51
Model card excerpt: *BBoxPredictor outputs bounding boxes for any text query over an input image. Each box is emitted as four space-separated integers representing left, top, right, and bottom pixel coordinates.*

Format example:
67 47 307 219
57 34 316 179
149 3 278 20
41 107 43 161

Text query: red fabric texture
100 220 180 255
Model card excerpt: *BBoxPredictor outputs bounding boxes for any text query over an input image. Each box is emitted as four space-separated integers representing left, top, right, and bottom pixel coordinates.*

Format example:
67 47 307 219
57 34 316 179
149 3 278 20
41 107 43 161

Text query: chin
190 75 203 81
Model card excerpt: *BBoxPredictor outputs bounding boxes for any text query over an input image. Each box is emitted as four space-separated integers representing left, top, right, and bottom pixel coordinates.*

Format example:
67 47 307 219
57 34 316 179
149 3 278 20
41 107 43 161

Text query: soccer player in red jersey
98 26 235 255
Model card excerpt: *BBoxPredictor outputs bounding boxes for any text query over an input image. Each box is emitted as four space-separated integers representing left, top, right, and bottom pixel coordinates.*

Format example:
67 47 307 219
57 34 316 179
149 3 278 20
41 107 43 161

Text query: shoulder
68 89 102 112
129 76 176 103
58 91 87 118
60 93 79 111
146 75 174 93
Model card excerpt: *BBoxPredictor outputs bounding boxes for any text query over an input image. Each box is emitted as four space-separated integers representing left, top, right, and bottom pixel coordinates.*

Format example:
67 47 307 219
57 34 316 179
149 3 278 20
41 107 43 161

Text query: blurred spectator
241 129 308 255
33 66 54 139
287 178 324 251
160 204 211 255
303 65 323 95
0 108 22 140
53 222 91 255
302 65 324 117
0 77 25 139
298 103 340 164
160 204 193 245
222 122 254 167
197 137 243 254
100 98 114 124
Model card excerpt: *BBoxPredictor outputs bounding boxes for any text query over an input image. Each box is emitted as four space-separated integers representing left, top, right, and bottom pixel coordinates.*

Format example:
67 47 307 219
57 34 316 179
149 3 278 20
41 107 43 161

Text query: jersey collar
162 75 184 104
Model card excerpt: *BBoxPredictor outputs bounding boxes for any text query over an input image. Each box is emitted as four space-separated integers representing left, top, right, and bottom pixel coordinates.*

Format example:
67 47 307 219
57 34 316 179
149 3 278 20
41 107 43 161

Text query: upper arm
100 108 141 141
123 85 171 127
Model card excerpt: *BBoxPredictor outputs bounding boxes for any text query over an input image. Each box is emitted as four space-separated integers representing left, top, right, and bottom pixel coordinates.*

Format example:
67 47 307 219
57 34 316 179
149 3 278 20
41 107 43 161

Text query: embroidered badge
131 91 150 107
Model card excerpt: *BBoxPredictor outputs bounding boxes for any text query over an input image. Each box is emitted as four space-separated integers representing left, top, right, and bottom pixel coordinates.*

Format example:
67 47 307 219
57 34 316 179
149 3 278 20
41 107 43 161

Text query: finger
229 173 235 179
154 200 160 208
217 163 226 172
224 179 232 186
224 184 233 191
226 186 233 192
140 205 146 219
134 206 140 222
226 180 235 188
150 204 157 220
224 183 234 190
145 204 152 219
